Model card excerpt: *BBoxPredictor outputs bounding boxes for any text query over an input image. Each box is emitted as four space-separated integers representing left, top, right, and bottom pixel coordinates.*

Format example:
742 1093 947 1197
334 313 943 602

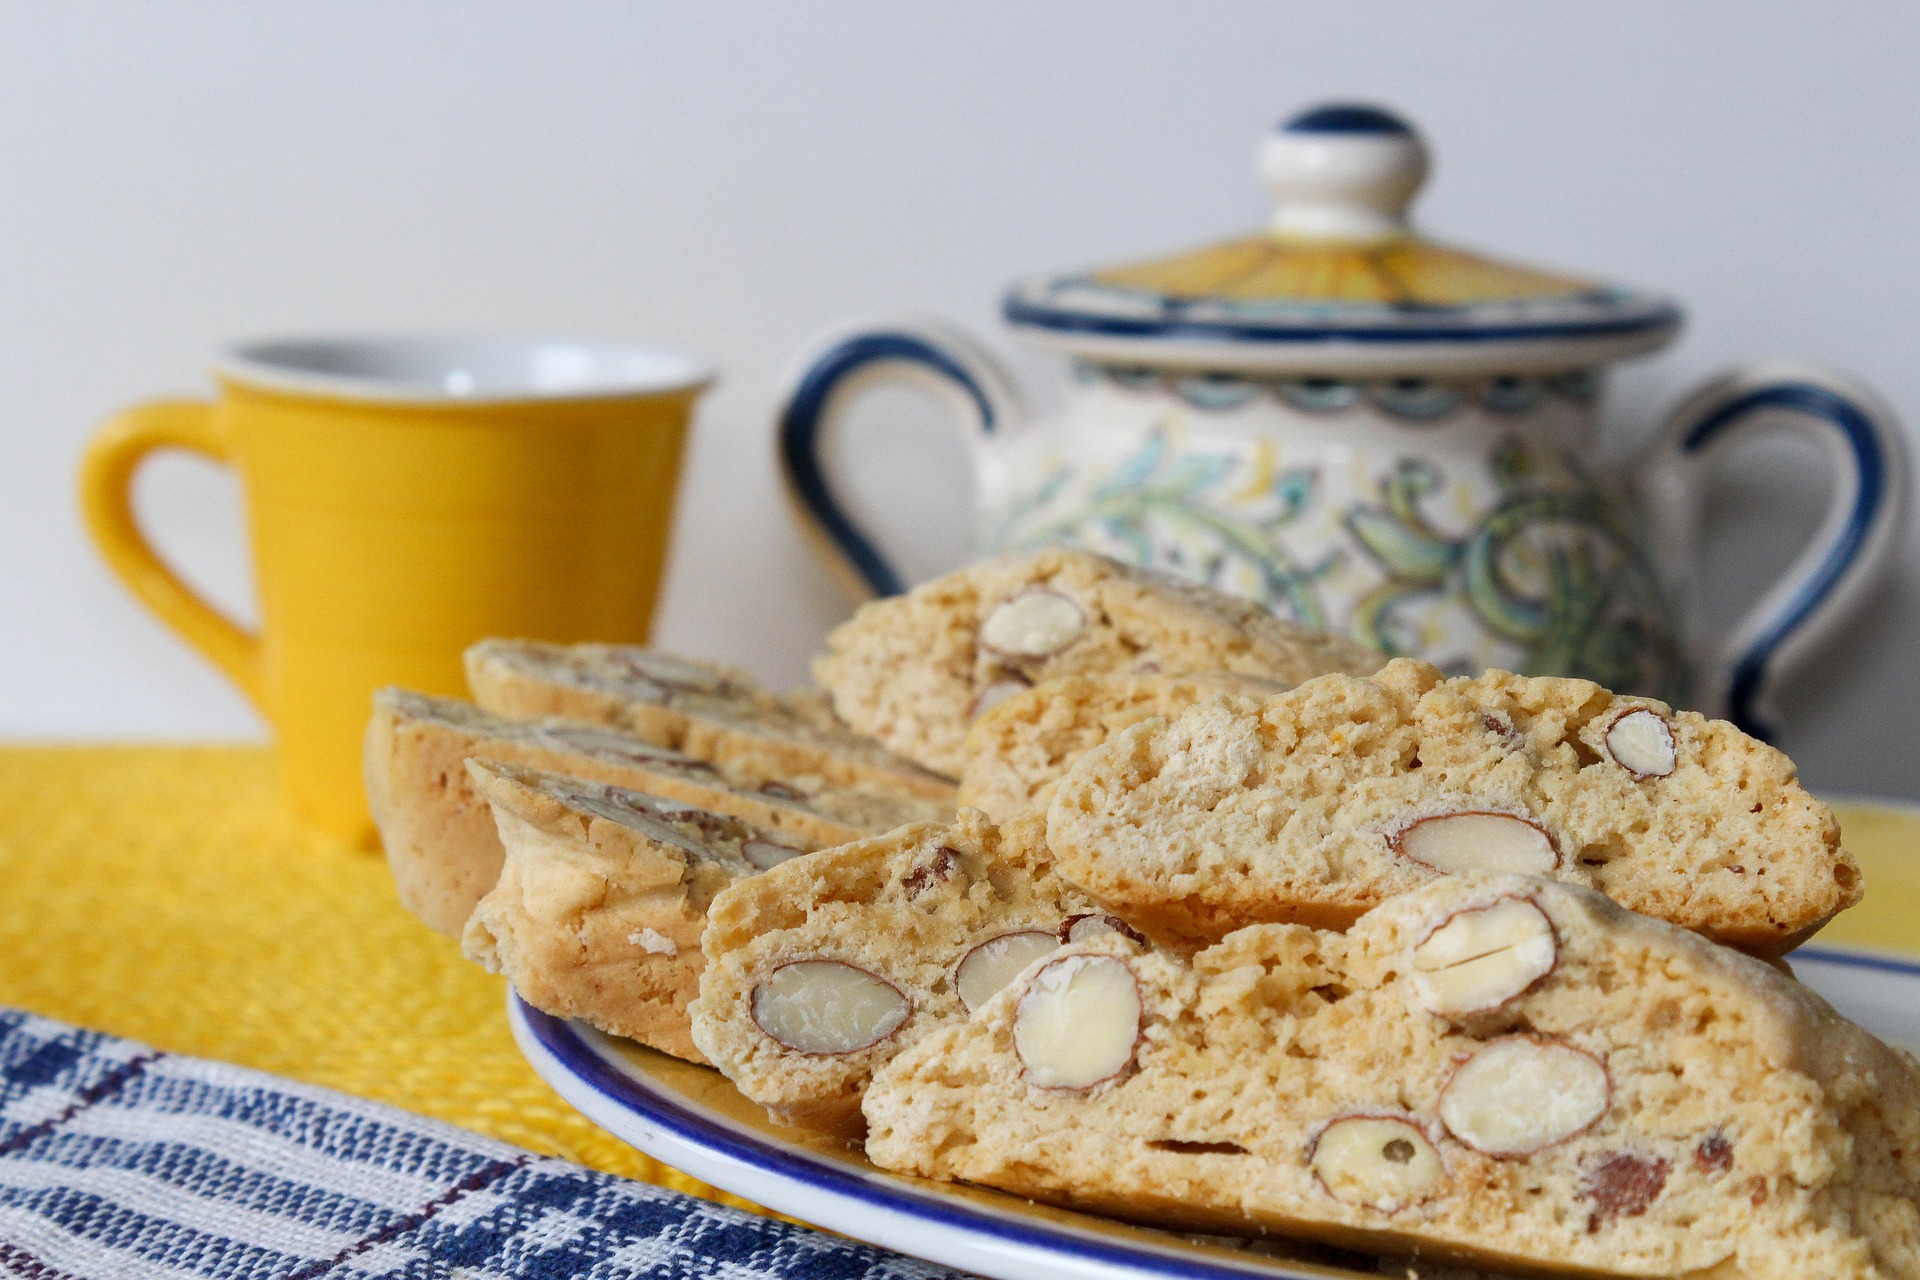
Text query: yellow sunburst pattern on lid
1093 235 1596 308
1001 105 1681 372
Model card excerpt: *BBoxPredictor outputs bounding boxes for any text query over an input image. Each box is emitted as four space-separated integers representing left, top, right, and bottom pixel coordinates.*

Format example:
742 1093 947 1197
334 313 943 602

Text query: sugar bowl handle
1641 363 1912 737
776 319 1024 598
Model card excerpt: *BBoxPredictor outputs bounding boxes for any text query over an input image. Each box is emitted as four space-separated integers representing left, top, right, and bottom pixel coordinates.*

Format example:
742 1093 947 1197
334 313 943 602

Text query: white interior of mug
215 336 714 403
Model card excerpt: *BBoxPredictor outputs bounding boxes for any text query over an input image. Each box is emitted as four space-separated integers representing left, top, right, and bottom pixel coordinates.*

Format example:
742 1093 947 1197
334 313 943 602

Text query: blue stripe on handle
779 332 996 598
1682 383 1887 738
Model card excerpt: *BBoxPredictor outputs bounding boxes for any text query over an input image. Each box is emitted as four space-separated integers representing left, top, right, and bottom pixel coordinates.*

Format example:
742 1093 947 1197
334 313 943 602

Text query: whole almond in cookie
955 931 1061 1013
980 588 1086 658
1438 1036 1611 1156
1308 1115 1446 1212
1606 708 1677 779
1391 811 1559 876
1012 954 1141 1090
1408 895 1558 1017
751 960 911 1055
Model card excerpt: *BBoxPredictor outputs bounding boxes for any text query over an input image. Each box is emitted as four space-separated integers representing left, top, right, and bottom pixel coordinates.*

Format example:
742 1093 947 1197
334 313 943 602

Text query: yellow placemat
0 744 1912 1195
1816 796 1920 955
0 744 755 1212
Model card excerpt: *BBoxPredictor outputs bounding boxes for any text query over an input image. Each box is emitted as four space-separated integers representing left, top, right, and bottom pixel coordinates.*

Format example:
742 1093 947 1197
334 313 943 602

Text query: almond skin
751 959 911 1056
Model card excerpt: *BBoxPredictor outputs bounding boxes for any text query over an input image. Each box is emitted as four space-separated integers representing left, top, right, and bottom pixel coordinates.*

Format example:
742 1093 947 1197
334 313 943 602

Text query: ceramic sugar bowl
776 103 1910 734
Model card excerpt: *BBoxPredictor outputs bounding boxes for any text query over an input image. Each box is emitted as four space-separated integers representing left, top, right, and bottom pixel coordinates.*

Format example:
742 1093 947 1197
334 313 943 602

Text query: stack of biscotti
365 546 1912 1279
686 660 1862 1115
365 687 947 936
863 875 1920 1280
462 759 821 1063
365 548 1388 1061
684 644 1905 1278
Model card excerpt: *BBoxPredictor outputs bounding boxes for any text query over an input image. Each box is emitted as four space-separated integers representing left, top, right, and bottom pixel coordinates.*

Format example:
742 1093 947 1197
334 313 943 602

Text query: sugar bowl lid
1002 103 1683 376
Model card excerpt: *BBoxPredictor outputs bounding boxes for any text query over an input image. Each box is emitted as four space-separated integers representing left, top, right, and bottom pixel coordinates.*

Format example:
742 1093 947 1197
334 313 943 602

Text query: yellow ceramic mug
79 336 713 842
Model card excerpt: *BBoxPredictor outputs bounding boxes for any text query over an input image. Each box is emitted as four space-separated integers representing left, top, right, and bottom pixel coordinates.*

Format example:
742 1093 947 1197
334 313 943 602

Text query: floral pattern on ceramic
985 388 1688 703
1343 446 1683 702
987 424 1330 628
776 104 1911 736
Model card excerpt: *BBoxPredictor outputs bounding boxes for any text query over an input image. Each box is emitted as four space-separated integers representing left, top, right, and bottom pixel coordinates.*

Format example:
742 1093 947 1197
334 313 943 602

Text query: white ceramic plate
510 946 1920 1280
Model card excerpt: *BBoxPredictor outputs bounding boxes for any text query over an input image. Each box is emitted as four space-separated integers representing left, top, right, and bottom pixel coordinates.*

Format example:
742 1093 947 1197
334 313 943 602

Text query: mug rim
213 334 716 406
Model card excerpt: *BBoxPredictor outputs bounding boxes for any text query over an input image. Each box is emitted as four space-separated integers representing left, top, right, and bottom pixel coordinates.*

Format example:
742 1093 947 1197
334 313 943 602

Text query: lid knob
1259 102 1429 243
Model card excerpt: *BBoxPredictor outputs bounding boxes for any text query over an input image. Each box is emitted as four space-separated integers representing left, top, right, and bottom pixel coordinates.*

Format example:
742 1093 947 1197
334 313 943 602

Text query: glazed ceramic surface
779 105 1910 735
512 945 1920 1280
80 337 712 839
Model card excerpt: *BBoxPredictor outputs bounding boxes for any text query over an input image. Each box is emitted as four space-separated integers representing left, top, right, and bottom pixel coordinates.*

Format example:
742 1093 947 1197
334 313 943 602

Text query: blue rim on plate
511 995 1379 1280
511 946 1920 1280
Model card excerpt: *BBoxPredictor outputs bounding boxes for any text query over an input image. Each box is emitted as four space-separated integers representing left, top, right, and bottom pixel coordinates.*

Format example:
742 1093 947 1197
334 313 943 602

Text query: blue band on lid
1282 103 1413 135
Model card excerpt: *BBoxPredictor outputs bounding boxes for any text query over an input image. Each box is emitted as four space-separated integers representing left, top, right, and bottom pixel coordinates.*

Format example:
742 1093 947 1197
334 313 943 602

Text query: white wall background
2 2 1916 798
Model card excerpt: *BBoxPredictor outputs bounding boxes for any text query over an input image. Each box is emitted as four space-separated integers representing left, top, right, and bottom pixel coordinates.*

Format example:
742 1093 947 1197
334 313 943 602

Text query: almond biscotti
688 808 1125 1132
956 672 1289 822
1046 659 1858 954
365 688 944 936
863 875 1920 1280
466 639 953 803
812 548 1383 777
463 759 805 1063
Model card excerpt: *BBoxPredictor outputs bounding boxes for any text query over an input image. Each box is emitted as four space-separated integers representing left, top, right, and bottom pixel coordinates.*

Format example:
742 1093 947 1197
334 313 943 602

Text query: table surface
0 745 1913 1203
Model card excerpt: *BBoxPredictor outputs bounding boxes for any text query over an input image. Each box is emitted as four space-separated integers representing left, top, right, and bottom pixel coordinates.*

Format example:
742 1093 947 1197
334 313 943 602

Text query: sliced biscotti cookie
957 672 1289 822
365 688 943 937
465 639 953 803
688 808 1127 1133
864 875 1920 1280
463 759 809 1063
812 548 1383 778
1046 658 1857 954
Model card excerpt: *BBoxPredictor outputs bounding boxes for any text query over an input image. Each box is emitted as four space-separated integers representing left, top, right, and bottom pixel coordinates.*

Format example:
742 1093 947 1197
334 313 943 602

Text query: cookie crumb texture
957 672 1289 822
688 809 1103 1132
1046 659 1857 954
466 639 955 804
813 549 1383 778
462 760 770 1063
863 876 1920 1280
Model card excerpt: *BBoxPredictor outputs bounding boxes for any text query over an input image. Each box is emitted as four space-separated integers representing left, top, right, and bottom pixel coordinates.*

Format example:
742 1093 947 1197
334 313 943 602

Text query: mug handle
78 399 264 710
776 318 1025 598
1641 362 1912 737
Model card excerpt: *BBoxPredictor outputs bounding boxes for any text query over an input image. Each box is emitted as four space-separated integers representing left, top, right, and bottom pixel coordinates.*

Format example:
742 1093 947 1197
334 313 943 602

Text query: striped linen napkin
0 1007 957 1279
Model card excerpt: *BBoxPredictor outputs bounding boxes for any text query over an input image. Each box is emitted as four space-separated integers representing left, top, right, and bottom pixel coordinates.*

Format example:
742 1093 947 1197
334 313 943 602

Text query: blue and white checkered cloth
0 1007 959 1279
